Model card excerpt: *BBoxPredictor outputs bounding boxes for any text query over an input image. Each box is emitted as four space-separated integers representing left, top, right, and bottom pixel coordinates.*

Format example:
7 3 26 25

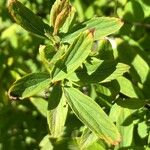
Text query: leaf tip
118 19 124 27
89 28 95 35
8 90 19 100
111 137 121 146
7 0 16 6
87 28 95 39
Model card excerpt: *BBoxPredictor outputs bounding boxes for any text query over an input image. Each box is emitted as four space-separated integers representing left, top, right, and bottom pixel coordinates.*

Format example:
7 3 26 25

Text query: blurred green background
0 0 150 149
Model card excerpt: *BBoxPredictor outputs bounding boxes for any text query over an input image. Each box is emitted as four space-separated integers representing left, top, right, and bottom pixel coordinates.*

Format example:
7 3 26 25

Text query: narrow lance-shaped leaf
52 29 94 82
62 17 123 44
8 72 51 99
64 87 121 145
8 0 52 38
47 85 68 138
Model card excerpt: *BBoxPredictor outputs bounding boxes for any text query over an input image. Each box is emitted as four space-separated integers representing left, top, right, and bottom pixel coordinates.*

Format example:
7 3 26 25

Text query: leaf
76 58 130 83
117 36 150 84
109 104 134 148
8 72 51 99
47 85 68 138
77 128 99 150
39 44 66 74
8 0 52 38
50 0 67 27
86 142 106 150
116 108 134 148
30 97 48 117
123 1 144 22
117 76 144 98
138 121 148 139
49 0 74 35
64 87 121 145
116 98 146 109
62 17 123 44
116 37 150 98
51 30 94 82
39 135 53 150
60 6 76 33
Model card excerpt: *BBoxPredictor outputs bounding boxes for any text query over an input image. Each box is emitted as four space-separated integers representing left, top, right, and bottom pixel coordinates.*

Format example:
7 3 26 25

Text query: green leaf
86 142 106 150
109 104 134 148
123 1 144 22
117 76 144 98
47 85 68 138
52 30 94 82
76 128 98 150
138 121 148 139
118 36 150 84
116 98 146 109
8 72 51 99
64 87 121 145
39 45 65 74
30 97 48 117
39 45 56 73
39 135 53 150
62 17 123 44
116 36 150 98
8 0 52 38
76 58 129 83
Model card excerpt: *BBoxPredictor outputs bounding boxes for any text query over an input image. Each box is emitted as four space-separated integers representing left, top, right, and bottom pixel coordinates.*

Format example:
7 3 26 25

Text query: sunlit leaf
39 135 53 150
138 121 148 139
30 97 48 117
62 17 123 44
109 104 134 148
76 128 98 149
47 85 68 138
52 30 94 82
117 76 144 98
8 72 51 99
64 87 121 145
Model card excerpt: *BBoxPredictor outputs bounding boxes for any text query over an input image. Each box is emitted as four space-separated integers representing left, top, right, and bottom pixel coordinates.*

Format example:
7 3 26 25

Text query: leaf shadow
76 60 117 83
47 85 62 110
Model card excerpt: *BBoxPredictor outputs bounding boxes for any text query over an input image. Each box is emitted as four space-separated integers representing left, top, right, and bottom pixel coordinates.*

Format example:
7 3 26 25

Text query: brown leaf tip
87 28 95 38
111 136 121 146
7 0 16 6
8 91 18 100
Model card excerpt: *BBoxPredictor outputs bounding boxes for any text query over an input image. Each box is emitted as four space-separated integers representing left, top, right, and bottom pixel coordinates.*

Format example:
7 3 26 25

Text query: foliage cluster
0 0 150 149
